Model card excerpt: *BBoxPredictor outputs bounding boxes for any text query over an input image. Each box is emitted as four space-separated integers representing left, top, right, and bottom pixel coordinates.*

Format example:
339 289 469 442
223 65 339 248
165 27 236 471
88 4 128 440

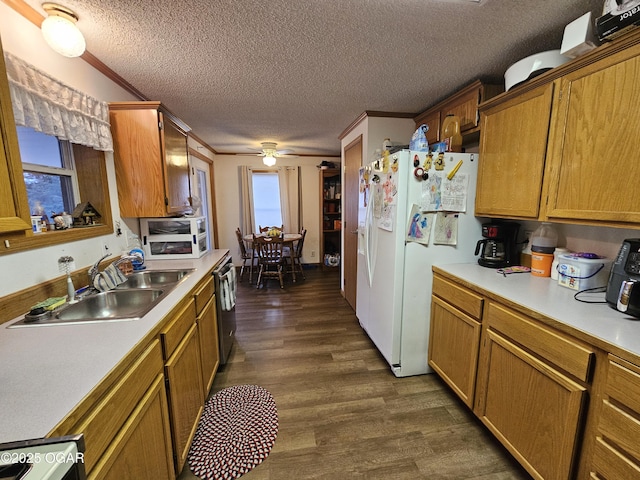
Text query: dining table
244 232 303 282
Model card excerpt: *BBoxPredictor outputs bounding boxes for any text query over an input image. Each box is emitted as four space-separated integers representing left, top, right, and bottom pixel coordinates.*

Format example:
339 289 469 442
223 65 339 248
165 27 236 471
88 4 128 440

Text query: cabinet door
544 47 640 224
0 44 31 234
89 375 175 480
417 109 441 144
198 294 220 396
475 83 554 218
110 106 167 217
475 328 586 480
440 86 480 132
165 323 204 473
428 296 481 408
161 114 191 215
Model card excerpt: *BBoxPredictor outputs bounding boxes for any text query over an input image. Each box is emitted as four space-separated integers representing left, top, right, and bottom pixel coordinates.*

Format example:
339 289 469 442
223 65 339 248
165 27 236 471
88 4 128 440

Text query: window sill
0 224 113 256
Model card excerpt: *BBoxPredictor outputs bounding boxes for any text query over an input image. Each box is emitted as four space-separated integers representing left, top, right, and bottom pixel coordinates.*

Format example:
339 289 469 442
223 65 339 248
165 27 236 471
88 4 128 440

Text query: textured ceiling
25 0 604 156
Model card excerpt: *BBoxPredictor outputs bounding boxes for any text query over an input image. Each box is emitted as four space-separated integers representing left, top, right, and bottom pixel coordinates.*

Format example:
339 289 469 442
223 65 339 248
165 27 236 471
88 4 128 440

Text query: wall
213 154 336 267
0 2 144 297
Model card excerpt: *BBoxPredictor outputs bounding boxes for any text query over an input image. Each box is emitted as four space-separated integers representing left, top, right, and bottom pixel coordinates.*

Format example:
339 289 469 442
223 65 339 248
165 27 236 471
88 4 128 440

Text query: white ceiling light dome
41 3 86 58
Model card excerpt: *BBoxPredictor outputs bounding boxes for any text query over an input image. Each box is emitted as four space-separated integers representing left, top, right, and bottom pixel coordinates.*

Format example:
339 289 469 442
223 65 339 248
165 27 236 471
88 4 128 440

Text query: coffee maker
606 239 640 318
475 222 520 268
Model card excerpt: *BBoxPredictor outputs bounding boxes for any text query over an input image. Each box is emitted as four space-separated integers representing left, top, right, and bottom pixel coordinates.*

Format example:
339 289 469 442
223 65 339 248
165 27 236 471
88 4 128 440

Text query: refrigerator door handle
364 186 374 287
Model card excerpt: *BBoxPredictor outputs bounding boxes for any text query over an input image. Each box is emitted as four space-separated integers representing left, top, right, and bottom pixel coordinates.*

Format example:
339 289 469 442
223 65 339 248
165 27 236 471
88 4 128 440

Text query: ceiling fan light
41 3 86 58
263 155 276 167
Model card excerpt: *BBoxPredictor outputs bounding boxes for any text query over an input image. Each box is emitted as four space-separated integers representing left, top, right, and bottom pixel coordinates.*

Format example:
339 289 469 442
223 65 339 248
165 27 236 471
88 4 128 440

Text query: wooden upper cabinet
418 109 440 145
110 102 191 218
543 43 640 225
414 80 503 143
475 83 554 218
0 42 31 235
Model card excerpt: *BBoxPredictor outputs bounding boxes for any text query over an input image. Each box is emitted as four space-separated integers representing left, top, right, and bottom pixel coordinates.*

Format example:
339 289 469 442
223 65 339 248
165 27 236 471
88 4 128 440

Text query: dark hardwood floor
180 267 531 479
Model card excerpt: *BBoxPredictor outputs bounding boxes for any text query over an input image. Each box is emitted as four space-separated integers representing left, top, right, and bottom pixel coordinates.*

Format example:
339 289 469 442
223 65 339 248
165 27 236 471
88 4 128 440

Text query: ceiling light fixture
41 3 86 58
262 155 277 167
261 142 278 166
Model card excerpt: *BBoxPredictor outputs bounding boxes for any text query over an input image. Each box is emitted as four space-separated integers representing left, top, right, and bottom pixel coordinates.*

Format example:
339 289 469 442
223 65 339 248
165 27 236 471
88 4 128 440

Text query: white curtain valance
3 52 113 152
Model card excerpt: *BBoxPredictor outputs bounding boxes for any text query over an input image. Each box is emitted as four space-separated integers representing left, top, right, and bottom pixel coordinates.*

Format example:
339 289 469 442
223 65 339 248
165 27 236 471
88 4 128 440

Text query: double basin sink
13 269 194 327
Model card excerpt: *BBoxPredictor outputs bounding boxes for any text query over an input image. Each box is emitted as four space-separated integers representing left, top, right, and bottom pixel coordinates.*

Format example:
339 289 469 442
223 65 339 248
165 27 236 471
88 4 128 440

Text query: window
17 127 79 221
251 171 282 232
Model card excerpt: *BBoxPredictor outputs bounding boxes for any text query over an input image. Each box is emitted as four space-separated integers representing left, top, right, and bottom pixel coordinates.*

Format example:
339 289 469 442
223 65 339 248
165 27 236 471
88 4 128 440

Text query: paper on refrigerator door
421 172 470 212
433 212 459 245
406 204 432 245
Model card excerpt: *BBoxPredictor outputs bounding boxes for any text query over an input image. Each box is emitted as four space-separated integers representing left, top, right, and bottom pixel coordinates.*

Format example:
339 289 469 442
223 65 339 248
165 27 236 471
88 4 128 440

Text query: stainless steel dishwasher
213 254 237 364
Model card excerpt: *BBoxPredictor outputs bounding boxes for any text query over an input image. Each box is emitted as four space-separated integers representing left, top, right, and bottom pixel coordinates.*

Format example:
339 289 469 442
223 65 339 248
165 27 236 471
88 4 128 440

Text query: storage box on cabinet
590 356 640 479
475 302 594 480
140 217 209 259
429 275 484 408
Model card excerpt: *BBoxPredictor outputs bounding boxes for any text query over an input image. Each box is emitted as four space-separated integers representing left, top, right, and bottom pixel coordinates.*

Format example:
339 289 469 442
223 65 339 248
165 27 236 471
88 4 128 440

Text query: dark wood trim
338 110 415 140
188 147 212 163
188 133 217 155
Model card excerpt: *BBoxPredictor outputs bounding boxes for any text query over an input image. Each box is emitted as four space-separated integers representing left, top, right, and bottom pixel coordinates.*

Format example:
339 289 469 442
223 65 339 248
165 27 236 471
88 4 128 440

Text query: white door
190 155 215 248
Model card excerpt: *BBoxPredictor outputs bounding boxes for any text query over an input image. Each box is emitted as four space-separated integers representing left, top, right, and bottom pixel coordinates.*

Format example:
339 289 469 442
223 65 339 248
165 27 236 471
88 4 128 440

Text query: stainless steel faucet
113 251 143 268
88 253 111 285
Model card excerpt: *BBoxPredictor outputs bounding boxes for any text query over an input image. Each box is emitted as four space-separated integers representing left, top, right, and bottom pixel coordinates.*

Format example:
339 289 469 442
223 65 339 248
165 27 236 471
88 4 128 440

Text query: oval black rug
188 384 278 480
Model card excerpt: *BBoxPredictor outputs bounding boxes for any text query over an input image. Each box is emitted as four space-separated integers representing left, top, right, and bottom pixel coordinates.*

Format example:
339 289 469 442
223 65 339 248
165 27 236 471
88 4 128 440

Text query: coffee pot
475 222 520 268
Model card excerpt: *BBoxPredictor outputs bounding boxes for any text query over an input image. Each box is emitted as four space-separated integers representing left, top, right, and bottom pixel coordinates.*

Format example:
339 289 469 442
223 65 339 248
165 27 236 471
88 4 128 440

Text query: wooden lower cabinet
475 302 593 480
590 356 640 479
89 374 174 480
429 275 483 408
193 274 219 396
197 294 219 396
475 329 586 480
163 321 204 474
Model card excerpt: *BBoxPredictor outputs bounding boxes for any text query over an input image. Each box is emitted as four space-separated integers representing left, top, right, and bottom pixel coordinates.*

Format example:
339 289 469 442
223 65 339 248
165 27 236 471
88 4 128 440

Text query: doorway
190 153 217 248
343 136 362 311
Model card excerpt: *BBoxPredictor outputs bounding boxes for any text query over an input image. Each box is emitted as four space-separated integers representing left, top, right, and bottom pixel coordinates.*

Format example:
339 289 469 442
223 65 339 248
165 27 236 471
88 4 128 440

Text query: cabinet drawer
194 274 214 315
591 436 640 480
74 340 164 473
487 302 594 382
432 275 483 320
161 298 196 360
599 399 640 461
606 358 640 414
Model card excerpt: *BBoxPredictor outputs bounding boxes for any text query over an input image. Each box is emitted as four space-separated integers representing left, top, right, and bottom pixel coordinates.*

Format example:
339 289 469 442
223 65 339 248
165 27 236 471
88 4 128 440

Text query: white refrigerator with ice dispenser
355 149 482 377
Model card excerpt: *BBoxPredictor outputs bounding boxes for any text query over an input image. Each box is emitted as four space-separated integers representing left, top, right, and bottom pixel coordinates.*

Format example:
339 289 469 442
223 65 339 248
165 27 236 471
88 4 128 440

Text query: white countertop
435 263 640 361
0 249 229 444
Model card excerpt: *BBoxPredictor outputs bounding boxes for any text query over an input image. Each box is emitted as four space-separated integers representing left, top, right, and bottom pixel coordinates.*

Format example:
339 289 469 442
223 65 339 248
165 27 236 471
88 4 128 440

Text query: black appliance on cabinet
213 253 237 364
475 222 520 268
606 238 640 318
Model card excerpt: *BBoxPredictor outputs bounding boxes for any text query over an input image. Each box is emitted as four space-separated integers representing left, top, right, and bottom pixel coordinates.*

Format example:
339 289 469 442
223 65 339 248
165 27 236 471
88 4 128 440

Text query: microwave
140 217 209 259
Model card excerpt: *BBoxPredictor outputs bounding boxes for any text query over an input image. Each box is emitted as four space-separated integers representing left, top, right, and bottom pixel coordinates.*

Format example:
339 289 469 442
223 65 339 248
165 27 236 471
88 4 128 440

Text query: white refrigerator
356 150 482 377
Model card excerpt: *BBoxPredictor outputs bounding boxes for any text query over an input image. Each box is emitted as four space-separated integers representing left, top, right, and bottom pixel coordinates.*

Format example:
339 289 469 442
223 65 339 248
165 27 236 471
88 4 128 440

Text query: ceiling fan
252 142 297 166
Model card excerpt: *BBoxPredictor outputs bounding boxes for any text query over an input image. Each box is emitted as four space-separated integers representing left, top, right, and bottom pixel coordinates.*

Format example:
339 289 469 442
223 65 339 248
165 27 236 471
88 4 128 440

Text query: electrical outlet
102 243 110 256
524 230 533 245
311 250 316 258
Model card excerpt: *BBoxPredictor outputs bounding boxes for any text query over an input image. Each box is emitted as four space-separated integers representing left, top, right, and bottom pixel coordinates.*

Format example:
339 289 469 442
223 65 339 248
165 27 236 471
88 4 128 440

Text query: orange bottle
442 114 462 152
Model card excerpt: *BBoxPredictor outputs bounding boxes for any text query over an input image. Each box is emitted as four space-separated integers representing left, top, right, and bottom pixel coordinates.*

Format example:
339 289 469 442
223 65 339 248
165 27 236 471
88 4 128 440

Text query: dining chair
286 228 306 280
253 234 285 289
235 228 256 283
